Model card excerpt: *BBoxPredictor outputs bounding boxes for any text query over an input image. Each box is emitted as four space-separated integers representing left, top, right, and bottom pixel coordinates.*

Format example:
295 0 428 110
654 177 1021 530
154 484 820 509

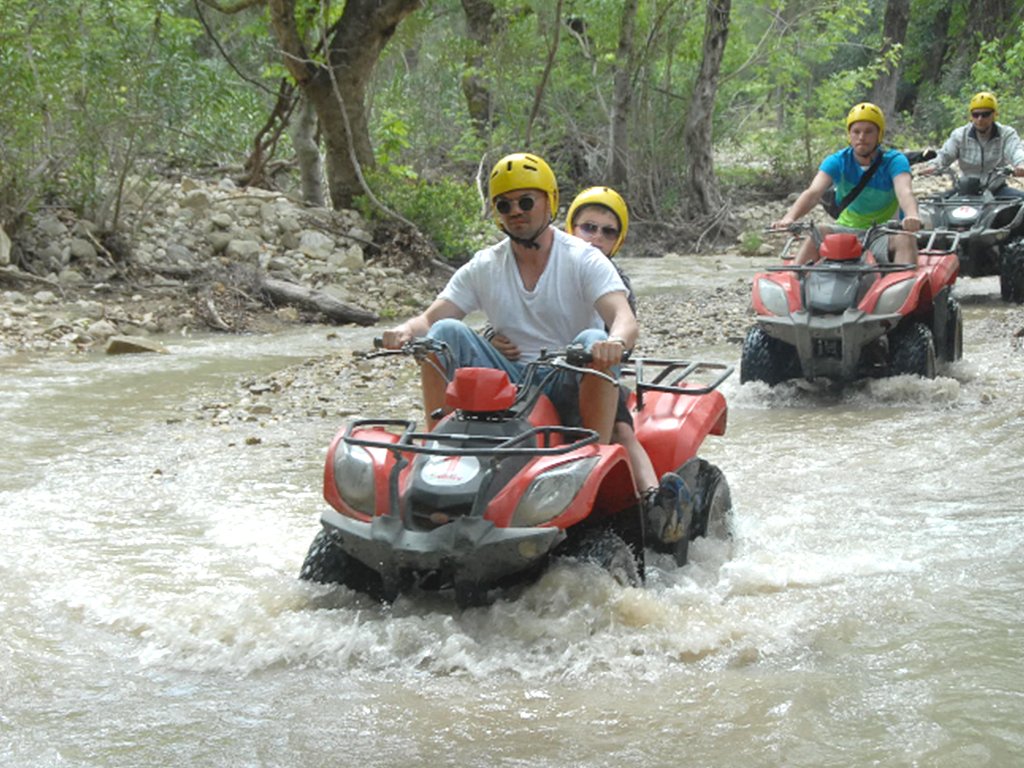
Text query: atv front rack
343 418 599 457
766 262 917 274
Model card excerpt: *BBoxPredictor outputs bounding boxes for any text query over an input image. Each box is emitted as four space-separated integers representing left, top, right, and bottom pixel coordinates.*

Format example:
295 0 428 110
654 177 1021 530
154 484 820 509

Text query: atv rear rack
626 359 733 410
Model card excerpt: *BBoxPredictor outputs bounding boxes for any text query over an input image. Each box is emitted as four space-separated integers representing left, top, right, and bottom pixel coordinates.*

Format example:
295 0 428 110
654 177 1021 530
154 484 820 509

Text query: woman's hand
491 332 521 361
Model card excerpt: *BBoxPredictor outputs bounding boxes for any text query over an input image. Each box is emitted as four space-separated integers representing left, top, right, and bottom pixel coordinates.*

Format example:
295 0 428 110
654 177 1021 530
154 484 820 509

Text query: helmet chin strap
502 222 549 250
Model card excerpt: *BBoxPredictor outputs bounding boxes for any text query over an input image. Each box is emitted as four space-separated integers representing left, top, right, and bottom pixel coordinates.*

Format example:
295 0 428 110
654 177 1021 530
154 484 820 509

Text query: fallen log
260 276 379 326
0 265 65 295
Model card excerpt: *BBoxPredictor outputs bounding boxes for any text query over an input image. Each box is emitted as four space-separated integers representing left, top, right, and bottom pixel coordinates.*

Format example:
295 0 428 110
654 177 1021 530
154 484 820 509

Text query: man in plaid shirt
922 91 1024 199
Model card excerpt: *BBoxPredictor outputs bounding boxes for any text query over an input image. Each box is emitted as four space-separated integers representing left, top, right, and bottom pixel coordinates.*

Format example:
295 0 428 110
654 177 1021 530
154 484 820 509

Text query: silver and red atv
299 339 733 606
916 166 1024 302
741 223 962 386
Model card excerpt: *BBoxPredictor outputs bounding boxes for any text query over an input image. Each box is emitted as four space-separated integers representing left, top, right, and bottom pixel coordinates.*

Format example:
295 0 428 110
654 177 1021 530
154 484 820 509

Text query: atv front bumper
321 508 565 595
761 308 902 380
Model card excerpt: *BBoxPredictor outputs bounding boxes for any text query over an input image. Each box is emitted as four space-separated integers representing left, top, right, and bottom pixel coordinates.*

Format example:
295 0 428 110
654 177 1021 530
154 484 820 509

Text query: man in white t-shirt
382 152 638 443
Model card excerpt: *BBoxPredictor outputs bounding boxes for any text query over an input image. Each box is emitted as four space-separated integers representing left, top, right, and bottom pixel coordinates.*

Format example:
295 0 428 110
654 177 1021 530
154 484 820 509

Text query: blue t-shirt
820 147 910 229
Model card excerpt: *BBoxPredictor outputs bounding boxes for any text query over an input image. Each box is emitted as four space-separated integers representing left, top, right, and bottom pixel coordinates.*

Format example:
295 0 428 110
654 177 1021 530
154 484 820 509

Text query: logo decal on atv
421 455 481 486
952 205 979 218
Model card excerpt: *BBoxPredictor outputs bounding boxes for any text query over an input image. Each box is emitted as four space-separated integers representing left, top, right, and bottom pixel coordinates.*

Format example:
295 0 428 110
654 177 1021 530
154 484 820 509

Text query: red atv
299 338 733 606
741 223 962 385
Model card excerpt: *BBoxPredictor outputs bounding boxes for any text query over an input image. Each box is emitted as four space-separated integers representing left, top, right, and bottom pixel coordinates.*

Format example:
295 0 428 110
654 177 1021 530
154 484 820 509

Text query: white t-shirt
439 228 627 361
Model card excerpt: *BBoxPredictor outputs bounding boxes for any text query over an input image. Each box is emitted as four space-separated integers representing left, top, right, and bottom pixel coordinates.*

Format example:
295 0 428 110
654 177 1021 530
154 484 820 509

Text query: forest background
3 0 1024 267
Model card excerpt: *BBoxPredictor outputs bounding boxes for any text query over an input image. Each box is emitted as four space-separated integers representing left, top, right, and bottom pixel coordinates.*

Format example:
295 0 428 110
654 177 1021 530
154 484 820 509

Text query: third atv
916 166 1024 302
741 223 962 386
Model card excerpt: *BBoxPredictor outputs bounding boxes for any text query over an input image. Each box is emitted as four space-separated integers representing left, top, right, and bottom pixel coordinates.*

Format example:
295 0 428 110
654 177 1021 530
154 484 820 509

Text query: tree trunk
460 0 498 137
525 0 564 147
267 0 420 210
918 4 952 88
868 0 910 119
683 0 731 216
609 0 639 190
292 92 325 207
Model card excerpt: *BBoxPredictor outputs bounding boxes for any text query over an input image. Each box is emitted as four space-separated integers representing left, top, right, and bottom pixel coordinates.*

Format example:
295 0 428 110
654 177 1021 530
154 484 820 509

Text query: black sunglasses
495 195 537 214
972 110 993 118
577 222 620 238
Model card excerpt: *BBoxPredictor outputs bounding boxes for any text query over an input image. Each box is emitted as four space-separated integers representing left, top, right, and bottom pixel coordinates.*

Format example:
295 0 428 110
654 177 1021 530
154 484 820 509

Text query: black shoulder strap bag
823 150 886 219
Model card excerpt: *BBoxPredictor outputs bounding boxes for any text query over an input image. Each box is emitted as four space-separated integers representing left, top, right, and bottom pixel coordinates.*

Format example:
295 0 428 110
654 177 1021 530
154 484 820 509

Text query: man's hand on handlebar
901 216 923 233
589 338 627 370
380 327 412 350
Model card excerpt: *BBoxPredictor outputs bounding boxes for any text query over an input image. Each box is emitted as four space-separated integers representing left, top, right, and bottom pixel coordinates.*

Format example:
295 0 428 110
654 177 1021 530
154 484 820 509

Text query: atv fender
633 389 728 476
917 250 960 297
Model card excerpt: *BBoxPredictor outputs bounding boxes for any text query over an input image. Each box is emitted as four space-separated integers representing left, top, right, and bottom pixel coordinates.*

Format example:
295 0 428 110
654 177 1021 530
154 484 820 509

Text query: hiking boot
644 472 694 544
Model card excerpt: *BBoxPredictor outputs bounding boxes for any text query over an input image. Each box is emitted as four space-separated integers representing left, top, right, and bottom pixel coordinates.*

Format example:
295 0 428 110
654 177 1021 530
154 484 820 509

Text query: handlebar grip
565 343 591 367
373 336 384 348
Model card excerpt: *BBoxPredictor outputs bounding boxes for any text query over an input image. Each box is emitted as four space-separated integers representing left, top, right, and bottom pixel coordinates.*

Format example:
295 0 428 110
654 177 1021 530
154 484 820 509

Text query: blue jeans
427 318 610 426
995 184 1024 200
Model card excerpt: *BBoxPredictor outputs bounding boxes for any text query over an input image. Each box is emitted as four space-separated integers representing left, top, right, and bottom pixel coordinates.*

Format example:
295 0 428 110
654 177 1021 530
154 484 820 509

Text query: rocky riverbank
0 176 450 355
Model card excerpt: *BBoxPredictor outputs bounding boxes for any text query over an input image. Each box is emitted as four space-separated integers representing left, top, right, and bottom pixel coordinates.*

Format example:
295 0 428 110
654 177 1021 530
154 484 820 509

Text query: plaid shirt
931 122 1024 176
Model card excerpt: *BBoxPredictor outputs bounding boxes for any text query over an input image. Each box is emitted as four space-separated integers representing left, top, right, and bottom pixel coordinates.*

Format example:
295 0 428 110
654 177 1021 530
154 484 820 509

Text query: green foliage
356 168 491 263
4 0 1024 248
0 0 273 230
969 24 1024 128
738 230 765 255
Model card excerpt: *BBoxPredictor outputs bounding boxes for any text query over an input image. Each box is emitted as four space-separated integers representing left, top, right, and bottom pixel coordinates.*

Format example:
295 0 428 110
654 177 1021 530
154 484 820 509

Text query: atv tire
572 530 641 587
889 322 936 379
690 460 734 542
299 528 384 599
740 325 799 385
1000 240 1024 304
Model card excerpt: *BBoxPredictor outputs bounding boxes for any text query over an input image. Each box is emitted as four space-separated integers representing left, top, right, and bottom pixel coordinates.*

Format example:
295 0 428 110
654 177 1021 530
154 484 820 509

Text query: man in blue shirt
773 103 922 264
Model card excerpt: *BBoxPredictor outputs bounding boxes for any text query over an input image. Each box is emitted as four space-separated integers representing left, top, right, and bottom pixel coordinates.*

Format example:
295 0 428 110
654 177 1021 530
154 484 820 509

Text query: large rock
225 239 262 260
328 244 364 270
298 230 335 260
105 335 169 355
69 237 97 260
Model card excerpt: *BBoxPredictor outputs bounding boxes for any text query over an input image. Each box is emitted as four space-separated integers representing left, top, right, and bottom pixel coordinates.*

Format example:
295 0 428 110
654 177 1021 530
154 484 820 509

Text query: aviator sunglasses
576 222 620 238
495 195 537 214
972 110 993 118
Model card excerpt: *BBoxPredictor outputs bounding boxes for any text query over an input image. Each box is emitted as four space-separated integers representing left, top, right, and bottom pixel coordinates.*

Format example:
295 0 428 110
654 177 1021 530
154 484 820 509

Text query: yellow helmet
845 102 886 142
565 186 629 255
488 153 558 223
969 91 998 115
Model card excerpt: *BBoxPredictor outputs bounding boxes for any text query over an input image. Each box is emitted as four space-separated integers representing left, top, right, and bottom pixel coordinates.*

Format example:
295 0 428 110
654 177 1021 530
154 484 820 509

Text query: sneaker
645 472 693 544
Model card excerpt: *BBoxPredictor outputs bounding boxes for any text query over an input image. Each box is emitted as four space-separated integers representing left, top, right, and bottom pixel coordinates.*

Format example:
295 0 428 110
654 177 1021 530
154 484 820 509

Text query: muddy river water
3 254 1023 767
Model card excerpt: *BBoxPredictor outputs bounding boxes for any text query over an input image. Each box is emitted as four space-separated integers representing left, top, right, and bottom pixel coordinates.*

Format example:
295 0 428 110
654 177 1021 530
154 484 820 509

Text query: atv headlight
333 441 375 515
874 277 914 315
756 280 790 317
511 457 599 527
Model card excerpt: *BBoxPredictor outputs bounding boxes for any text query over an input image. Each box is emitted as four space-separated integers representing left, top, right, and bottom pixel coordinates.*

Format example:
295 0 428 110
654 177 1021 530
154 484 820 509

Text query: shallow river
3 255 1023 767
